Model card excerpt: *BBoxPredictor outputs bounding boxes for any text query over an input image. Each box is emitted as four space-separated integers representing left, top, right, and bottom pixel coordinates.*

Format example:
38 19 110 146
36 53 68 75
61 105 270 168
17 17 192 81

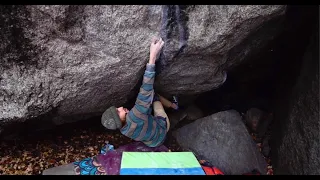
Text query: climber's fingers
151 36 159 44
159 38 165 48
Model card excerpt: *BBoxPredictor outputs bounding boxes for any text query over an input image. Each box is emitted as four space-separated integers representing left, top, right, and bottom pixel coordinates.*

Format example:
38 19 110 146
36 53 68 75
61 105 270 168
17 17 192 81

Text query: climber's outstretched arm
132 37 164 115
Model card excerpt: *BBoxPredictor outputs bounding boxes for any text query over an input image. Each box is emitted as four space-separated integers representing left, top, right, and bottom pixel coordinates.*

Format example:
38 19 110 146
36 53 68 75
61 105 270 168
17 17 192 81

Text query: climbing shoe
171 95 179 110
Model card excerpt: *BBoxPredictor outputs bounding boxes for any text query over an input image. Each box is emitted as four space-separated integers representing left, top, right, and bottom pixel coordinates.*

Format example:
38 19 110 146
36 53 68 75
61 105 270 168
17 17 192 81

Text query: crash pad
120 152 205 175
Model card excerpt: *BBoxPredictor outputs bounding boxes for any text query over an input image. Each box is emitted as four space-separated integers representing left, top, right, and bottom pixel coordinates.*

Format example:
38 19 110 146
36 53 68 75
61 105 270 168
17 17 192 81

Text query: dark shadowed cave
0 5 318 175
193 5 319 175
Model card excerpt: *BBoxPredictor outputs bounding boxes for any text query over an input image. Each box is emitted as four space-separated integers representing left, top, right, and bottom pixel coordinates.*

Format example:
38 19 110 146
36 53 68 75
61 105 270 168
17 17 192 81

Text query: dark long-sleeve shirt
120 64 167 147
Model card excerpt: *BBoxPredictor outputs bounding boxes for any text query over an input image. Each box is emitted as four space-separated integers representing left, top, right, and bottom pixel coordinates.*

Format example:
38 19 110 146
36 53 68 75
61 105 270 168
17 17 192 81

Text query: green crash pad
120 152 205 175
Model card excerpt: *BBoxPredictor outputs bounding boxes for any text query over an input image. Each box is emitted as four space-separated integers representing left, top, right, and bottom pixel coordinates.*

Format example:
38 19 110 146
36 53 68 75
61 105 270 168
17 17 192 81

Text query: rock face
173 110 267 174
272 28 319 174
0 5 286 127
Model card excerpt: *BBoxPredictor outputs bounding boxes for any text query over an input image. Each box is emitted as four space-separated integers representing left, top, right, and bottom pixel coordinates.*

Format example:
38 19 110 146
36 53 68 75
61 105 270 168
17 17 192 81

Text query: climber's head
101 106 128 130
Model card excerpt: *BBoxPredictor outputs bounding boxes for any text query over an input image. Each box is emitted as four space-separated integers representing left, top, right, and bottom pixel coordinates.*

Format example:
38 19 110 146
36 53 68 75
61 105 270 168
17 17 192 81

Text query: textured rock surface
272 27 319 175
167 104 205 130
184 105 205 122
0 5 286 127
42 163 75 175
173 110 267 174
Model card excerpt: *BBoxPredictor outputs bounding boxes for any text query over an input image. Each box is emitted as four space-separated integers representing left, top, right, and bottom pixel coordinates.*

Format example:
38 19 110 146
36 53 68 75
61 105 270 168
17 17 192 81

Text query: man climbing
101 37 178 147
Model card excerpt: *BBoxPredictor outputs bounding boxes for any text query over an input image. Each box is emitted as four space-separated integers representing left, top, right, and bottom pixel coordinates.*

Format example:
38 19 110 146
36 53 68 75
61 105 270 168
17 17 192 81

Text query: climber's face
117 107 129 123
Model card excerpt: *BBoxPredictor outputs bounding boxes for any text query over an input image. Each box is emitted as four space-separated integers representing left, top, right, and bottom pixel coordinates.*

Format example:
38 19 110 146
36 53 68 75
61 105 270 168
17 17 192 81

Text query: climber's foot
171 96 179 110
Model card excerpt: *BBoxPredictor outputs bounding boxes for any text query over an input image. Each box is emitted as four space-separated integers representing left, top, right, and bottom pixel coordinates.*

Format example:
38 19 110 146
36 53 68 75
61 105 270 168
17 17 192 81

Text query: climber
101 37 178 147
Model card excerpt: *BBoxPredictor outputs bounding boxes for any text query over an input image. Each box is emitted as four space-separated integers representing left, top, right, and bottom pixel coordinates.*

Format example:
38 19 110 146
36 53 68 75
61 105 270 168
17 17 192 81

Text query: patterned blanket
73 142 168 175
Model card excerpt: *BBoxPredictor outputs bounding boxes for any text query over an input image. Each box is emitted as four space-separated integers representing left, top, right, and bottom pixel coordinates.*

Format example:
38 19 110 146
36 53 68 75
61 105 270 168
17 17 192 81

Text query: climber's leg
156 94 179 110
153 101 170 132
